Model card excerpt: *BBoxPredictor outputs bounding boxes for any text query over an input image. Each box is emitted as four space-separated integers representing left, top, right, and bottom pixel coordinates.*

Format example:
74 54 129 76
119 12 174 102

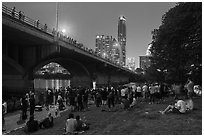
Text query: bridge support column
20 47 37 70
3 75 33 98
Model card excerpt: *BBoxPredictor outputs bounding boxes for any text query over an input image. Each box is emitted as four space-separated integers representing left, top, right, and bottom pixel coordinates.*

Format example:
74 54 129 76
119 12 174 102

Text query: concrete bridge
2 5 137 96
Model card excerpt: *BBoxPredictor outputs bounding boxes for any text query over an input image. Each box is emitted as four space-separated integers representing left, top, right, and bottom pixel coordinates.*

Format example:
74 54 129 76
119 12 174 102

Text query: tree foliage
149 2 202 84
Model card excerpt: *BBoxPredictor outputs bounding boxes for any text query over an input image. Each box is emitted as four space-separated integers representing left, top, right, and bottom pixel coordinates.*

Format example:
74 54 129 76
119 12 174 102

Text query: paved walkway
3 105 70 135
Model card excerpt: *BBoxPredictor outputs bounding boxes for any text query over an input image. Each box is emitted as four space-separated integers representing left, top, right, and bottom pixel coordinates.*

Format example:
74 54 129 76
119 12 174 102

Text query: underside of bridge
3 52 131 97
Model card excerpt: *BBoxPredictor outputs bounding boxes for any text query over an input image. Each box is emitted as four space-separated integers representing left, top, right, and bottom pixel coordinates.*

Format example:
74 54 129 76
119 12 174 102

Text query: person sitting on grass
75 115 89 131
65 113 77 134
185 96 194 111
159 98 187 114
24 115 39 133
39 112 54 129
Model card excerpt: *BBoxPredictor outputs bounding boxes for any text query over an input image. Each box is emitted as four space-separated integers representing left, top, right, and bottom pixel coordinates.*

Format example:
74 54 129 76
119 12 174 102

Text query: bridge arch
32 57 92 88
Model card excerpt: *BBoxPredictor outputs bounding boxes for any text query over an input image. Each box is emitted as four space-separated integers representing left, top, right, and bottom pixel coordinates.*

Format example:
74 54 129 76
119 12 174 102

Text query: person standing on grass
82 89 89 111
159 83 165 102
149 84 155 104
136 85 142 101
127 87 133 105
77 92 83 111
57 94 65 111
185 77 194 98
65 88 69 106
121 86 128 99
142 83 148 100
2 101 7 131
21 95 28 120
107 87 115 111
69 89 76 111
101 88 108 111
29 93 35 117
95 90 101 108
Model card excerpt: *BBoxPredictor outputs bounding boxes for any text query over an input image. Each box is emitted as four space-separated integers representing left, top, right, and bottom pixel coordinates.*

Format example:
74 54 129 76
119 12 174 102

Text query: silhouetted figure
2 101 7 131
21 96 28 120
29 94 35 117
39 112 54 129
36 20 39 28
77 93 83 111
75 115 89 131
57 94 65 110
107 87 115 111
44 24 47 32
19 11 22 20
24 115 39 133
11 7 15 17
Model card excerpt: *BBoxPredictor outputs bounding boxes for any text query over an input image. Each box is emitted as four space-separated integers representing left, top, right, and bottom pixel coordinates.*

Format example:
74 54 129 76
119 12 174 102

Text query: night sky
3 2 176 67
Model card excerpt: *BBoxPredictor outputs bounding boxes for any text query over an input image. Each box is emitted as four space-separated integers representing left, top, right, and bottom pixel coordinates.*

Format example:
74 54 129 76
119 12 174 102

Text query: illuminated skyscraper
95 35 105 57
126 57 136 71
111 38 120 64
95 35 114 59
118 15 126 66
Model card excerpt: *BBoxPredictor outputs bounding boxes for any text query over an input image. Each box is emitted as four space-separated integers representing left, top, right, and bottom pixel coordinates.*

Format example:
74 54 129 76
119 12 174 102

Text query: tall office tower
111 38 120 64
105 35 113 59
95 35 114 59
126 57 136 71
118 15 126 66
96 35 105 56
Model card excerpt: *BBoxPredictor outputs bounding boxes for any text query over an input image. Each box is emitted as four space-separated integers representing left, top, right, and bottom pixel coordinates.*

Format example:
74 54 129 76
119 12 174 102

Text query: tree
150 2 202 84
144 66 164 83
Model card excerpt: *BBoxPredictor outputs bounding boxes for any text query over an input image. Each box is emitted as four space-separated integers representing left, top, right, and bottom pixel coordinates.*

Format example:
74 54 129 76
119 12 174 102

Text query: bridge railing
2 5 133 72
2 4 53 35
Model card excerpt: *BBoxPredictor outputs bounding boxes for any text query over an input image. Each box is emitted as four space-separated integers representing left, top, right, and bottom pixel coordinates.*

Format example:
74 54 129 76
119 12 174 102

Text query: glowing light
119 15 126 21
62 29 66 34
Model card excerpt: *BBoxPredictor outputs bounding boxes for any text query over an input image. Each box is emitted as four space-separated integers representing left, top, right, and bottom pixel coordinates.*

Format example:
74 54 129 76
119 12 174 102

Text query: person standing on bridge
19 11 22 20
44 24 47 32
18 11 25 21
11 7 16 17
36 20 39 28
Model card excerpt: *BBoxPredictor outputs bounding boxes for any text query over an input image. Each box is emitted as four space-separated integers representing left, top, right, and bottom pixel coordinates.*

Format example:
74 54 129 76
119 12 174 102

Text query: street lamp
62 29 66 35
56 2 59 33
55 2 60 52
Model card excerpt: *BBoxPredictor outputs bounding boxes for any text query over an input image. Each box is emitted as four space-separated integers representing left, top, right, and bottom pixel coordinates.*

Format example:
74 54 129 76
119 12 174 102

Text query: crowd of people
2 77 200 133
41 87 89 113
16 91 36 122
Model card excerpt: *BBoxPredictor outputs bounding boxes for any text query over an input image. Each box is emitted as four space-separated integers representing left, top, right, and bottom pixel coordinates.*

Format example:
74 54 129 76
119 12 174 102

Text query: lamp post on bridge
55 2 60 52
56 2 59 35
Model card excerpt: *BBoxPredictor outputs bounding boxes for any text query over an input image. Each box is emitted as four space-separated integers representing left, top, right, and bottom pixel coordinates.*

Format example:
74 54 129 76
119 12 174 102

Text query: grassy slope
8 96 202 135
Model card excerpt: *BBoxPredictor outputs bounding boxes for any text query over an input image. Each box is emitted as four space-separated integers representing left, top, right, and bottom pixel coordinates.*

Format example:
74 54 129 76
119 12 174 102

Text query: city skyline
3 2 176 67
